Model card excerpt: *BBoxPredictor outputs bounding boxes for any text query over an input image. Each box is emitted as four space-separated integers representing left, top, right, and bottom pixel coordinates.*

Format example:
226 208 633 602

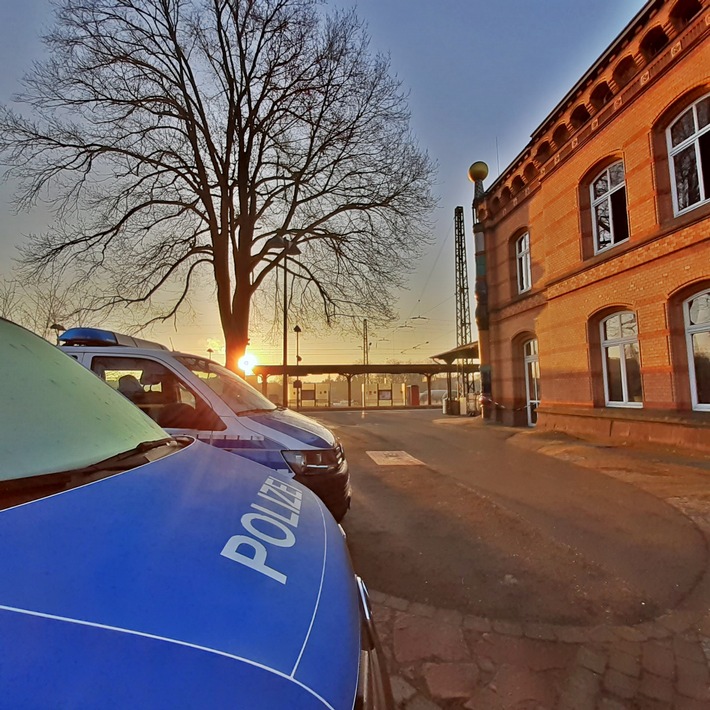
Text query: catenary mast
454 206 474 396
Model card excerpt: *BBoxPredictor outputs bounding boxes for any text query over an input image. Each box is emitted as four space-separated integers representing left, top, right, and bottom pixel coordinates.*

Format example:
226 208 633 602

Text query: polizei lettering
220 476 303 584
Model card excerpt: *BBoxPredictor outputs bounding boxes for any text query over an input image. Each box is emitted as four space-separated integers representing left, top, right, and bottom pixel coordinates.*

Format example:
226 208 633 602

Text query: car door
88 354 225 434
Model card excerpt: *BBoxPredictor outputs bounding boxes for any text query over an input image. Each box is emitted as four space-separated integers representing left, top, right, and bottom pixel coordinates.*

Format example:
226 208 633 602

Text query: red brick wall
479 3 710 448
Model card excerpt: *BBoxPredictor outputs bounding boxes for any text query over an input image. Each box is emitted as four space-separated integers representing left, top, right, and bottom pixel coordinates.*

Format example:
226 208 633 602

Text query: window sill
664 194 710 227
550 201 710 288
593 238 630 258
673 198 710 220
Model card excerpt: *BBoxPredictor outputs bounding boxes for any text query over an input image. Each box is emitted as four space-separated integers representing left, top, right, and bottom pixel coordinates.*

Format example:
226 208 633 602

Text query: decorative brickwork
477 0 710 448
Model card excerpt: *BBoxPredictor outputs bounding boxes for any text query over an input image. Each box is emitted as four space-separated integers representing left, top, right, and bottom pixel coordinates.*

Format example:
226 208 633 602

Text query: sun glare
238 353 258 375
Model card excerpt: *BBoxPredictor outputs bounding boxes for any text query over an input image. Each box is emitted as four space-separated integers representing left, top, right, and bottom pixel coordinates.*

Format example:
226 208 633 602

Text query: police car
59 327 351 522
0 318 392 708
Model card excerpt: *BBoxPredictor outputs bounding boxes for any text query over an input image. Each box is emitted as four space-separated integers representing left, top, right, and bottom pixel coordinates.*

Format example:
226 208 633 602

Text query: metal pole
294 325 301 410
469 161 491 418
282 251 288 407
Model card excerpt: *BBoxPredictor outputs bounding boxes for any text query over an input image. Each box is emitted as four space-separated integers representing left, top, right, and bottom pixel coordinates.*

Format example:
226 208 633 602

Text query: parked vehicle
419 389 450 406
0 318 391 708
59 327 350 522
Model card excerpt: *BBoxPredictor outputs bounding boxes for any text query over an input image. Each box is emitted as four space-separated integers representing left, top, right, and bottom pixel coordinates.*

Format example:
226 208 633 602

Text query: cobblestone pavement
368 429 710 709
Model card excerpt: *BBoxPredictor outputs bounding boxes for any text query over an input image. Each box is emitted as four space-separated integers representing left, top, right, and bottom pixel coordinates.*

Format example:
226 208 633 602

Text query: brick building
475 0 710 451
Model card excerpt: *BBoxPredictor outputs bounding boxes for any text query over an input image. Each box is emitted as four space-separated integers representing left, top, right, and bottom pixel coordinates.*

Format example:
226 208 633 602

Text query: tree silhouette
0 0 435 368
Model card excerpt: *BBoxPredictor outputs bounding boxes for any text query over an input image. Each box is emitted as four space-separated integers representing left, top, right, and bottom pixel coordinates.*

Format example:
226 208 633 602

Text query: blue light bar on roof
59 327 168 350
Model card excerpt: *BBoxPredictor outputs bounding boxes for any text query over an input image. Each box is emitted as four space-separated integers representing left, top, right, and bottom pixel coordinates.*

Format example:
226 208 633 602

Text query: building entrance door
524 339 540 427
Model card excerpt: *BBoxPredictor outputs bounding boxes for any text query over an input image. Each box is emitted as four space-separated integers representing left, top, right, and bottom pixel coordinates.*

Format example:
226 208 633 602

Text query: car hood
0 441 359 708
240 407 337 450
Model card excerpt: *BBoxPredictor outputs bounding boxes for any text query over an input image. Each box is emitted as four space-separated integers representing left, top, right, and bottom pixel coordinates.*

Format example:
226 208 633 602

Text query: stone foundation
537 406 710 455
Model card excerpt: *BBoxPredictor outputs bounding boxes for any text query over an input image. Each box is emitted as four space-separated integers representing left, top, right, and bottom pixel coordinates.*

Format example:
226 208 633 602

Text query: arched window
590 161 630 253
515 232 531 294
600 312 643 407
667 93 710 215
684 290 710 411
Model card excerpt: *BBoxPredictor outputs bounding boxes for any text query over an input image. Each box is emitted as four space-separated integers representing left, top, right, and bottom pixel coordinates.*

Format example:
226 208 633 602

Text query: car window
176 356 277 415
91 356 219 431
0 319 167 482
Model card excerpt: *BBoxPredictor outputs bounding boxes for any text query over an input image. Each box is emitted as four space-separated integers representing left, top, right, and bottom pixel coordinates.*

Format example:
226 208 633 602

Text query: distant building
476 0 709 451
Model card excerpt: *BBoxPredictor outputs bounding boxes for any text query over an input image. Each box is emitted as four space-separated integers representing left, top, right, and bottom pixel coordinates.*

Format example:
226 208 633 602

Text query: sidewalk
370 427 710 709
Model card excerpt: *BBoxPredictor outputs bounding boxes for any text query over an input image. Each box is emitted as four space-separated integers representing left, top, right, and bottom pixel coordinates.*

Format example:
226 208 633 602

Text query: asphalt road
313 409 707 626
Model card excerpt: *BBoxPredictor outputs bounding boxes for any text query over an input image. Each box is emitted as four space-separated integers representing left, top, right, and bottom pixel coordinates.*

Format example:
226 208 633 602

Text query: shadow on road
327 410 707 627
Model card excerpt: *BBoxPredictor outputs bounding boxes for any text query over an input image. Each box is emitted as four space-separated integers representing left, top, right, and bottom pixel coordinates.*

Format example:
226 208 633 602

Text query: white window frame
516 232 531 294
590 161 629 254
684 289 710 412
523 338 540 427
600 311 643 408
666 93 710 216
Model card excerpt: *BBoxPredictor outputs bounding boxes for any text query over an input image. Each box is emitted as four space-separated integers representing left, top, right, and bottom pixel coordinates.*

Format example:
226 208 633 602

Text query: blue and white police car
0 319 391 708
59 327 351 522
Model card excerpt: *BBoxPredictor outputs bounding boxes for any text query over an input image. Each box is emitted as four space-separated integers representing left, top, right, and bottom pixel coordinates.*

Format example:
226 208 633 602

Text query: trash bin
467 393 480 416
442 396 459 415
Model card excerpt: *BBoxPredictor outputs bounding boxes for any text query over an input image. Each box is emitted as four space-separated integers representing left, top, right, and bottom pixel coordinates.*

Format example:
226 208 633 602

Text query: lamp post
265 235 301 406
50 323 65 345
468 161 491 418
294 325 302 410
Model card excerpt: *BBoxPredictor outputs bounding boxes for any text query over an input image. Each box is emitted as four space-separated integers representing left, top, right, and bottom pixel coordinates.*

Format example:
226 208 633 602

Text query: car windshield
176 356 277 415
0 319 169 483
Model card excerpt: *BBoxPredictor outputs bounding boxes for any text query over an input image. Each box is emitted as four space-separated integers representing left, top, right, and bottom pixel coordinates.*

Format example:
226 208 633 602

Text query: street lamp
265 235 301 406
50 323 65 345
294 325 302 410
468 161 490 417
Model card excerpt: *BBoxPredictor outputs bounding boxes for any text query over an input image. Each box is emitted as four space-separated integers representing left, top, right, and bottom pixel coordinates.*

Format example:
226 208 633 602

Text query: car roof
59 327 169 350
59 327 211 363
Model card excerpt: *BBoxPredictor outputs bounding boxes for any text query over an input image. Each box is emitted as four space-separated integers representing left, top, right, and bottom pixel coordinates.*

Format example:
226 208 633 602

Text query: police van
0 318 391 708
59 328 351 522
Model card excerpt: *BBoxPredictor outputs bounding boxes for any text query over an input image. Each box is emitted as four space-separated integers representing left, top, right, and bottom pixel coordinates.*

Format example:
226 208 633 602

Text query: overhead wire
404 219 454 322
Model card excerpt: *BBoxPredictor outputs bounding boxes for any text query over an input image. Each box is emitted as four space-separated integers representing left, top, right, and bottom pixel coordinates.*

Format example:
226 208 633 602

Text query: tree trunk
225 330 248 372
224 287 252 372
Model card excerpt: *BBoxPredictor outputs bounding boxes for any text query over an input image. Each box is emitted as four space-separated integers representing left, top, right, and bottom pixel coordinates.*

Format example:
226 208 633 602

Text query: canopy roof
430 342 479 364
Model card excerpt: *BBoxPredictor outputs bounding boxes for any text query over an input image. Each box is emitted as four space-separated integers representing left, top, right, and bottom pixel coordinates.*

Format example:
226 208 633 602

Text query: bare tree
0 0 436 369
0 267 91 341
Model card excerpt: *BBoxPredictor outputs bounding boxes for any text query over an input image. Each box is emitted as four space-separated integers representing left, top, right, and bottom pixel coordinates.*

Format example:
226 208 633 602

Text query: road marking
366 451 424 466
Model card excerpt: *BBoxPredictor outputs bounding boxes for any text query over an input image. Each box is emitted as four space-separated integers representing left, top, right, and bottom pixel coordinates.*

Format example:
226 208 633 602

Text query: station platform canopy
430 342 479 364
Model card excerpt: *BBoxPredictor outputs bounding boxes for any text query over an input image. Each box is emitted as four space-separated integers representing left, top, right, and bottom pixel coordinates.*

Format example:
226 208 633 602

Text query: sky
0 0 648 366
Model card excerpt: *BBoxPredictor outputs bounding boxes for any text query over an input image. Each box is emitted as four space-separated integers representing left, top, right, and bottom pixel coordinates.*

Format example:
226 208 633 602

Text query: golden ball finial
468 161 489 182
